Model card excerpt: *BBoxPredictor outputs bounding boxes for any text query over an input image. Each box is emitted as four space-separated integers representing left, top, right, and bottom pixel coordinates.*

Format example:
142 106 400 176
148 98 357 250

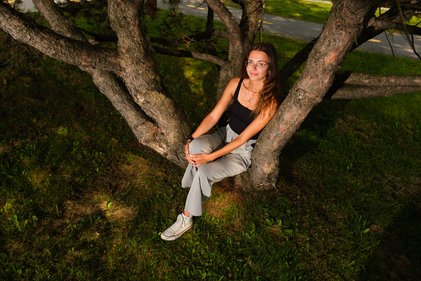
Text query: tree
0 0 420 189
242 0 421 188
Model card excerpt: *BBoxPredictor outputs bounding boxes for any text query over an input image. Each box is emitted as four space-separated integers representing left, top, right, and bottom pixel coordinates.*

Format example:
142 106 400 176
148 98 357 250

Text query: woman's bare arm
190 78 240 139
190 101 277 166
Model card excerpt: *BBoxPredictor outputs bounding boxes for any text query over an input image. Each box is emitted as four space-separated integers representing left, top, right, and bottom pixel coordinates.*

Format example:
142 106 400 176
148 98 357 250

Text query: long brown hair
241 43 281 117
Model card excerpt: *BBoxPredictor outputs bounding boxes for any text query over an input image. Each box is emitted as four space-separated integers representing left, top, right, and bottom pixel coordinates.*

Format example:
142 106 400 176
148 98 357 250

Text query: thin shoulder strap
233 78 243 101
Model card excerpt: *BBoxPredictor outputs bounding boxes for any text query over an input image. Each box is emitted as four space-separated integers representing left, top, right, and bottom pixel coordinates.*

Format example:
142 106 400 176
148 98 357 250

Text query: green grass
224 0 420 26
264 0 332 23
1 9 421 281
222 0 332 23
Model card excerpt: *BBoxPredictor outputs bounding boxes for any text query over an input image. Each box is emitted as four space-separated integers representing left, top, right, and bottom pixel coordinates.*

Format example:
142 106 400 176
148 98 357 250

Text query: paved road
158 0 420 59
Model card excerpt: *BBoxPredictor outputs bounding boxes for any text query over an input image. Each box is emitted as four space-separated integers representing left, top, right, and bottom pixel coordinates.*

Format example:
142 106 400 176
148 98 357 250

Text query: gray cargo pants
182 125 256 216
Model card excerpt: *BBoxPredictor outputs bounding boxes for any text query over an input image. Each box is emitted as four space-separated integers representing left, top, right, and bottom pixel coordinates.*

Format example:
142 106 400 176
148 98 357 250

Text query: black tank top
229 78 259 139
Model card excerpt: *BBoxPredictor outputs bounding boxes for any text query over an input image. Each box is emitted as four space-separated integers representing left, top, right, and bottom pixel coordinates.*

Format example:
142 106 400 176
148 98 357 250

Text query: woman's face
246 50 269 82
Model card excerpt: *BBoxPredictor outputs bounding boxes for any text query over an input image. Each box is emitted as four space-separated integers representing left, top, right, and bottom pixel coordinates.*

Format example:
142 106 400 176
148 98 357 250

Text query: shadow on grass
278 99 349 183
359 191 421 281
154 52 218 128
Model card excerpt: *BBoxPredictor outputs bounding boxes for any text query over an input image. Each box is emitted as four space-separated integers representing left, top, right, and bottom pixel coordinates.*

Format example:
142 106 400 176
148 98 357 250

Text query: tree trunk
241 0 382 189
239 0 264 54
5 0 415 191
0 0 191 167
205 0 263 98
32 0 185 164
205 0 244 97
107 0 191 166
0 0 264 166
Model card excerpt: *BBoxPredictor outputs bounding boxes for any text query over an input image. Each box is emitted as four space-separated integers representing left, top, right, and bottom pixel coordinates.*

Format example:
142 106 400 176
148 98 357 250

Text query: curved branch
191 51 228 67
329 73 421 99
152 45 227 66
32 0 85 40
369 17 421 58
364 3 421 59
0 3 120 72
205 0 243 60
371 18 421 36
90 70 173 161
205 0 241 39
31 0 163 143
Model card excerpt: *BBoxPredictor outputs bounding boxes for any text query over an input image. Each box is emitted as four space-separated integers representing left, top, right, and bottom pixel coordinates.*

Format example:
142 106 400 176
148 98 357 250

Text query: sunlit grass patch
260 0 331 23
119 153 169 187
154 54 218 125
98 199 136 222
203 185 245 233
26 168 51 189
342 51 421 75
205 188 243 218
60 192 136 224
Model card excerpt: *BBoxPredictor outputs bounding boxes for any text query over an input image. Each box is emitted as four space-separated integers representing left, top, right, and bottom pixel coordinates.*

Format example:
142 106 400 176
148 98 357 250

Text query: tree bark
0 3 119 72
329 73 421 99
106 0 190 165
242 0 383 189
32 0 176 163
239 0 264 53
205 0 244 97
32 0 85 41
0 0 191 167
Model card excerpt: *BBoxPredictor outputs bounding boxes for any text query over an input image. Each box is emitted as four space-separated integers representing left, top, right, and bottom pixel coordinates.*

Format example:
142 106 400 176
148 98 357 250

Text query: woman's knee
189 135 219 154
196 164 223 184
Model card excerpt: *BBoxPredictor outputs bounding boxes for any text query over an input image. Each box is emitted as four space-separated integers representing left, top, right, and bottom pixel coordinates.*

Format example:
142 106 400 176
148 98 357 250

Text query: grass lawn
263 0 332 23
1 8 421 281
224 0 420 26
222 0 332 23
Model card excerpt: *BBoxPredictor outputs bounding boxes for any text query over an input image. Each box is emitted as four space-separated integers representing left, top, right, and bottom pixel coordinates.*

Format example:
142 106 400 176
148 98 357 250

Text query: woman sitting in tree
161 43 281 241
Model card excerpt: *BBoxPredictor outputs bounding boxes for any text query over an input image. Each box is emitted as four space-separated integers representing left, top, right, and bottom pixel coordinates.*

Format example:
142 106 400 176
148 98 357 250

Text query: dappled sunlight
155 54 218 123
62 191 136 223
264 0 332 24
27 168 51 188
204 185 245 232
182 58 214 105
61 200 98 221
1 2 420 278
98 200 136 222
119 153 167 189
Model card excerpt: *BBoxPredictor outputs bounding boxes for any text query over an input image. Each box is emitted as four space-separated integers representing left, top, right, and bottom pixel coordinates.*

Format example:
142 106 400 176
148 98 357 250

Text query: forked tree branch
0 2 120 72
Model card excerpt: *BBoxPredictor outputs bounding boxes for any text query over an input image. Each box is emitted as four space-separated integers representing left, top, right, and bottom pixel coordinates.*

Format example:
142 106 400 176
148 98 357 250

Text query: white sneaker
161 213 193 241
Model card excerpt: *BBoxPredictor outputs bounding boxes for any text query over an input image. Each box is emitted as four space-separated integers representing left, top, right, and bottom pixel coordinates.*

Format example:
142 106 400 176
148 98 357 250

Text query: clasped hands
184 141 213 167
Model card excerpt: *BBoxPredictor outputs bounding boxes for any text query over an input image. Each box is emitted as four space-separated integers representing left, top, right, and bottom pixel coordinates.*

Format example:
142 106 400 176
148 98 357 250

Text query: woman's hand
185 140 214 166
184 141 195 165
190 153 214 167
